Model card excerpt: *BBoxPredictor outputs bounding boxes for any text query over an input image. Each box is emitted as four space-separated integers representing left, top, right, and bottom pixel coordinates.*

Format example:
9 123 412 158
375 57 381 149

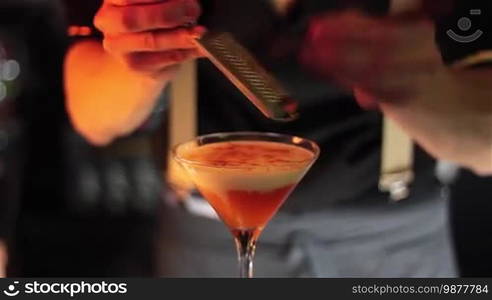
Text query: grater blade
194 31 298 121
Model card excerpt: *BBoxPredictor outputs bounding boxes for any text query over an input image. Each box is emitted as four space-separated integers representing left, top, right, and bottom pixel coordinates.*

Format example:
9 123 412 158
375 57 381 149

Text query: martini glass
173 132 319 278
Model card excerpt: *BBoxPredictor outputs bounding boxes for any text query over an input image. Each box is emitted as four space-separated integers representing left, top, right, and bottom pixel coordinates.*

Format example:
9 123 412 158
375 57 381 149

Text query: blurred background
0 0 491 277
1 0 162 276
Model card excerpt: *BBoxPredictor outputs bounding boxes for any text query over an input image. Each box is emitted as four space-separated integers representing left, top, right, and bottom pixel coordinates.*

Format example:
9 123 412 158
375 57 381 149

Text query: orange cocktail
173 132 319 278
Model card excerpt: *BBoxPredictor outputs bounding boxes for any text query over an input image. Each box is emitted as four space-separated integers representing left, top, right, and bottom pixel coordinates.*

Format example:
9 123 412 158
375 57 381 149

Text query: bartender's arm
65 0 204 145
301 12 492 175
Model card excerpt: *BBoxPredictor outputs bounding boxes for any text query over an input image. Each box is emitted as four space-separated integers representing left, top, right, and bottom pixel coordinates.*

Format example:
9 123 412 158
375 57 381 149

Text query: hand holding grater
194 31 299 122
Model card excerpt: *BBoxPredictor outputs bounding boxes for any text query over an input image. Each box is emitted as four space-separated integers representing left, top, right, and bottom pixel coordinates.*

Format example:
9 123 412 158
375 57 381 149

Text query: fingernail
183 21 197 29
190 26 207 38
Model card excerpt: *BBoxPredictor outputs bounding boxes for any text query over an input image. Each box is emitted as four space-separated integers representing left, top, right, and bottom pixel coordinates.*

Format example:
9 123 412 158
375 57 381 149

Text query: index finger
96 0 201 34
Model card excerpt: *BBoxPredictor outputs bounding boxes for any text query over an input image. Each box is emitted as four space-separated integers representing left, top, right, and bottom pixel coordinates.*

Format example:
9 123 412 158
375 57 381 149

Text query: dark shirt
1 0 159 276
0 0 67 240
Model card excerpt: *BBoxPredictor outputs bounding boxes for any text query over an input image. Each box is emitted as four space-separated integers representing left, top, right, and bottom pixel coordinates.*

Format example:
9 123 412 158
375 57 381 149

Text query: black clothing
1 0 160 276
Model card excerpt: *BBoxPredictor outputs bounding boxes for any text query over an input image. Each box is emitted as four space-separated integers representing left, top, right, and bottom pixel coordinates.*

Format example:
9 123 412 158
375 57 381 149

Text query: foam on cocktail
177 141 313 191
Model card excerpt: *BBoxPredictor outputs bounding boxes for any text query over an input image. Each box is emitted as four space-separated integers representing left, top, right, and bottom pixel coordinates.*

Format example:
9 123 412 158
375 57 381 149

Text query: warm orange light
64 40 165 145
68 26 93 37
68 26 79 37
292 137 303 144
79 26 93 36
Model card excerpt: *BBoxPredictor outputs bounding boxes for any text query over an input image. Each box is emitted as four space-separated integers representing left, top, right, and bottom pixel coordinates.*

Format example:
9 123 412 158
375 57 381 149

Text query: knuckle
119 9 137 32
175 28 194 45
188 0 202 18
160 9 182 27
141 32 157 50
102 37 122 55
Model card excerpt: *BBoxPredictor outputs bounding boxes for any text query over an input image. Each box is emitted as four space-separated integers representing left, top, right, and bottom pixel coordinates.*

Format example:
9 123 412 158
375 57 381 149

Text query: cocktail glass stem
233 229 258 278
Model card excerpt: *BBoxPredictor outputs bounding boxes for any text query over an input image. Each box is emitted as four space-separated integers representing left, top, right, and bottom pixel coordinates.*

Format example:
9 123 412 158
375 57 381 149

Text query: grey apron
156 192 456 278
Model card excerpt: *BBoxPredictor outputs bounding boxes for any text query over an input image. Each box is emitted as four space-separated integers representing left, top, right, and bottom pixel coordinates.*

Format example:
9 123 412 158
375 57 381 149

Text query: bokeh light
2 59 21 81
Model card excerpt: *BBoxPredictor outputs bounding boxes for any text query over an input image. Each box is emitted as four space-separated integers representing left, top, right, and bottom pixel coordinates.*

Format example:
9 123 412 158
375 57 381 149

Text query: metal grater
194 32 299 121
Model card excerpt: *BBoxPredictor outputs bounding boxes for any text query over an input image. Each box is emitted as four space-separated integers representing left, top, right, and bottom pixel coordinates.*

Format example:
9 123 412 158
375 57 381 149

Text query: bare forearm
381 68 492 175
441 69 492 175
64 40 170 145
